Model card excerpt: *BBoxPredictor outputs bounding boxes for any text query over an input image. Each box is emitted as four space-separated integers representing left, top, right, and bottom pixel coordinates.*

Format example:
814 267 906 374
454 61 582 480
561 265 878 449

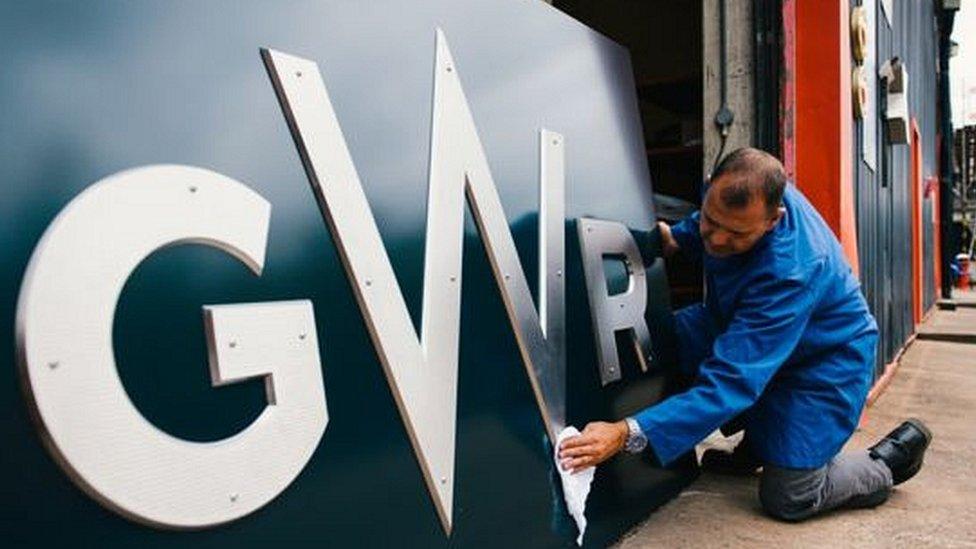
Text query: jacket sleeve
669 211 704 259
634 257 826 466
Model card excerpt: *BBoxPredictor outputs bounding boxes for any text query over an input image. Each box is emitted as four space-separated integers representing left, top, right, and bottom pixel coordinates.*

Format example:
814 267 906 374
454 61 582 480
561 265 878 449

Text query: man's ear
766 206 786 231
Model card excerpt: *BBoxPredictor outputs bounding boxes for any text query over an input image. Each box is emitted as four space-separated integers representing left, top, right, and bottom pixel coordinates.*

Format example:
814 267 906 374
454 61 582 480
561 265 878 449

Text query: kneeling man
559 148 932 521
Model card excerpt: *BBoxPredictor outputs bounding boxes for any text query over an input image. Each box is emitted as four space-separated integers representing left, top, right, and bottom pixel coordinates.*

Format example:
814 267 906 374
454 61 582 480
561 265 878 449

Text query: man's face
699 178 784 258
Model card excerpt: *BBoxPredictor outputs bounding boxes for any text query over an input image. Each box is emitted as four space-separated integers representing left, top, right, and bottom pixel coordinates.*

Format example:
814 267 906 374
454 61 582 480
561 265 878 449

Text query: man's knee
758 468 824 522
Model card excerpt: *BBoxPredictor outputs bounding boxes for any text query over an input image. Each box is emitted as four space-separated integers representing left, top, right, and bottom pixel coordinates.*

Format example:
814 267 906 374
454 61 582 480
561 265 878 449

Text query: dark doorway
554 0 704 307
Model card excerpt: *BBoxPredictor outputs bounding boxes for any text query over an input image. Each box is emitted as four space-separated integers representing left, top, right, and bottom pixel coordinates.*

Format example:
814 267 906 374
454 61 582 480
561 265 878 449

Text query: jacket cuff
670 216 698 252
634 408 683 466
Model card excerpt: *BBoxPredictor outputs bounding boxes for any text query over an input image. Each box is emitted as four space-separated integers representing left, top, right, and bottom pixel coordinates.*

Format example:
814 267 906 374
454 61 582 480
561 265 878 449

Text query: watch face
627 437 648 453
625 419 648 453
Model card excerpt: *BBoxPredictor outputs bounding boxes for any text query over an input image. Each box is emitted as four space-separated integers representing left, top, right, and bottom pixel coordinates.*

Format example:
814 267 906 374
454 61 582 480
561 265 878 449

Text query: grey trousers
758 450 894 522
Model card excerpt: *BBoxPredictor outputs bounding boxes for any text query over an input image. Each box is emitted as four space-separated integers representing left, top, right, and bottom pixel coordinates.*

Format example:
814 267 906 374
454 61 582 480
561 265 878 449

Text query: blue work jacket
636 184 879 469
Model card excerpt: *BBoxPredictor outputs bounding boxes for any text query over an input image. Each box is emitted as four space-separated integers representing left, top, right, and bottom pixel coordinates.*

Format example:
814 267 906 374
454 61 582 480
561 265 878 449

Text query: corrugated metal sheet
853 0 940 377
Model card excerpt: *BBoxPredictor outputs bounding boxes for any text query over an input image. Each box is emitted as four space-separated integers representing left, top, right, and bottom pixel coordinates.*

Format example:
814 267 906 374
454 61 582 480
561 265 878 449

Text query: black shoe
868 418 933 485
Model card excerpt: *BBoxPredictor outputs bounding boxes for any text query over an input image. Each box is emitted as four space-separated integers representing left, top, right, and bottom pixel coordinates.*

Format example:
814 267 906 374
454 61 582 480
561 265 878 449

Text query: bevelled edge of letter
261 29 566 533
7 8 688 543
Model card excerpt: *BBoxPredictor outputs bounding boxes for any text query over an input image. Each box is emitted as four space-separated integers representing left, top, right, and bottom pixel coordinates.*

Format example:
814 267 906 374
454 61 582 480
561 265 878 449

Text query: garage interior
554 0 705 307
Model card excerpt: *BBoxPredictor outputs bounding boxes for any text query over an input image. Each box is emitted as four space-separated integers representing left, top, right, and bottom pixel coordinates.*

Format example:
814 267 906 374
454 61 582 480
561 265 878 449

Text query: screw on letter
229 341 237 348
299 333 307 340
48 361 59 370
230 493 239 503
188 186 197 193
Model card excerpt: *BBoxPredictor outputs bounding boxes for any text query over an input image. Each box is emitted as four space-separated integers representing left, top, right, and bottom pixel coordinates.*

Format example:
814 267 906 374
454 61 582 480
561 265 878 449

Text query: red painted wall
793 0 859 275
912 120 923 325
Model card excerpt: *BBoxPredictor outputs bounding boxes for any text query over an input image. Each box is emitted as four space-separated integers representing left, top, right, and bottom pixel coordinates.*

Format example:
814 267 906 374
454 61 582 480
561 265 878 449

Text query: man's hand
558 421 629 474
658 221 680 258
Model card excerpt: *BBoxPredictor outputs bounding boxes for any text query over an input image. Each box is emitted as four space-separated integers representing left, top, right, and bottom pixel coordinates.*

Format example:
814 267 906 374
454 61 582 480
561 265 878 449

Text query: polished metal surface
576 218 653 385
15 166 327 528
262 29 566 533
1 1 692 545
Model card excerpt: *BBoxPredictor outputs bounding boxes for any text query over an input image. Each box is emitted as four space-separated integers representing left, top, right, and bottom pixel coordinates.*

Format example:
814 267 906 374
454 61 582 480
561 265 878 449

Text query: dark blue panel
0 1 694 546
853 0 940 376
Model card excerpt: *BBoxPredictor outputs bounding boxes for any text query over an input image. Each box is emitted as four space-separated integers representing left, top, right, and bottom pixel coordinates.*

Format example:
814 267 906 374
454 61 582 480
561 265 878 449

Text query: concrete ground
616 295 976 548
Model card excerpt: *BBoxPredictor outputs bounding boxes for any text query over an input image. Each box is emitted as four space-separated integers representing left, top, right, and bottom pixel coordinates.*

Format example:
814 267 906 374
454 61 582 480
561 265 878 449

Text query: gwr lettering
16 30 651 533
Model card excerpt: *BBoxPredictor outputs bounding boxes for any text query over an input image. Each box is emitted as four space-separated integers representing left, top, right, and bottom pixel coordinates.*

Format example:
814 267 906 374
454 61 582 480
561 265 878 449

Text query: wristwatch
623 417 648 454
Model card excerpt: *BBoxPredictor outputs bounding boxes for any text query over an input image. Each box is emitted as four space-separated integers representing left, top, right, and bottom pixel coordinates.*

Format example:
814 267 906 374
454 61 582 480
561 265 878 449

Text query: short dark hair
710 147 787 216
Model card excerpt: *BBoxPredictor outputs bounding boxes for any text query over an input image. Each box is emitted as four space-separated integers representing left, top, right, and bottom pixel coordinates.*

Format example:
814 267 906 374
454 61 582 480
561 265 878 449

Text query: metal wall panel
853 0 940 376
0 1 693 546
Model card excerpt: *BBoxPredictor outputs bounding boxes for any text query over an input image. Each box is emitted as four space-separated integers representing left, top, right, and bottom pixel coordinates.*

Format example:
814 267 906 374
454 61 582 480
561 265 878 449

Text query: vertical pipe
753 0 780 154
712 0 734 172
937 7 957 299
779 0 796 179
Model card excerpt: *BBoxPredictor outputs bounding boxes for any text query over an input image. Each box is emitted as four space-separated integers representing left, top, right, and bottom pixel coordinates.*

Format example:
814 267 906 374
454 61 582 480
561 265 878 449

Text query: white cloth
694 428 744 464
555 426 596 546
